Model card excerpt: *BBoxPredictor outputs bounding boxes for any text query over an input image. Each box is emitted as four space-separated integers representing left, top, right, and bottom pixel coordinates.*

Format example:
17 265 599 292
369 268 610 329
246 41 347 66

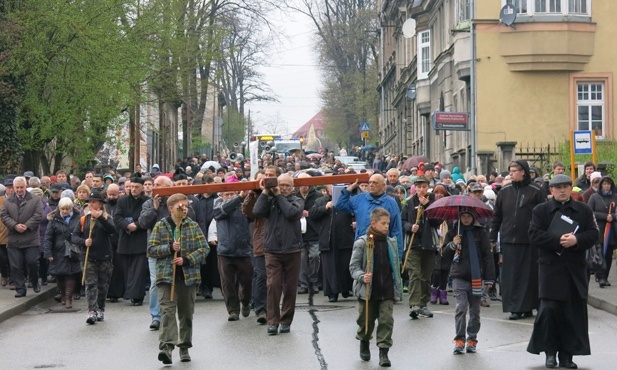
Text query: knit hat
590 171 602 182
439 170 452 180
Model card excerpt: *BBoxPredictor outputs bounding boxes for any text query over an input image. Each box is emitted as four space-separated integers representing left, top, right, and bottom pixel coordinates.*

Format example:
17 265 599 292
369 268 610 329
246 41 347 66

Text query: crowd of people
0 151 612 368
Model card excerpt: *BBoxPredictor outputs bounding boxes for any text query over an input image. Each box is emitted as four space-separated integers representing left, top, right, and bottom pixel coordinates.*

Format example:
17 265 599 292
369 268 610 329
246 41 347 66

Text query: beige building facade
379 0 614 175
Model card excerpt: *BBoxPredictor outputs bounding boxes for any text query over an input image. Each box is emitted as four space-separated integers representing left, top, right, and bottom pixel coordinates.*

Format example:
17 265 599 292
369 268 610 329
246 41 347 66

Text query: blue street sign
573 130 592 155
360 122 370 132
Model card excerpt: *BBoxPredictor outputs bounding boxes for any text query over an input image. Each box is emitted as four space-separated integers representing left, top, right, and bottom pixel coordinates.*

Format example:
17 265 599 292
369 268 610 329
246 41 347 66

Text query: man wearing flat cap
114 175 149 305
527 174 598 369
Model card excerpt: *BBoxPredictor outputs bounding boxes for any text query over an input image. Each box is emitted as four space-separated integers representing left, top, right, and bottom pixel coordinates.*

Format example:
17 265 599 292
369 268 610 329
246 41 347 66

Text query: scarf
463 226 483 297
367 226 387 240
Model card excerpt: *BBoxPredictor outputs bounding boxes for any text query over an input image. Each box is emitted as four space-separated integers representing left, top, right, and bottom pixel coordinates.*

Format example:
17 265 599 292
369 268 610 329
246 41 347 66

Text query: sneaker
241 304 250 318
257 312 267 325
179 348 191 362
417 306 433 318
158 349 172 365
86 311 97 325
403 286 409 293
466 340 477 353
409 305 420 319
96 309 105 322
453 339 465 354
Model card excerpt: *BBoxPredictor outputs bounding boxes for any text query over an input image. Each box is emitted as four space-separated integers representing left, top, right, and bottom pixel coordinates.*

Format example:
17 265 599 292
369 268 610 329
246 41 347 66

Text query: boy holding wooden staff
147 193 208 365
349 208 403 367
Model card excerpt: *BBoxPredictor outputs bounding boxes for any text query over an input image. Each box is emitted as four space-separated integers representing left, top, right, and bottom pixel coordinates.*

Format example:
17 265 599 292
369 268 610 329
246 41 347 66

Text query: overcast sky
246 8 323 137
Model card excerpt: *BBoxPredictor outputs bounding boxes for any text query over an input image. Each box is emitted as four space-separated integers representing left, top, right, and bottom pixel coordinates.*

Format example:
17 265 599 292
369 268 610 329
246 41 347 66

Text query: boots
360 340 370 361
430 287 439 304
379 348 391 367
55 279 65 305
439 290 449 305
65 278 76 309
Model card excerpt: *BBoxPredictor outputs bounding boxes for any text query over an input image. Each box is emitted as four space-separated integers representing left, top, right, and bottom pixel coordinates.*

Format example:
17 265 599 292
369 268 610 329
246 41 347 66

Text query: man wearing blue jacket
336 174 403 258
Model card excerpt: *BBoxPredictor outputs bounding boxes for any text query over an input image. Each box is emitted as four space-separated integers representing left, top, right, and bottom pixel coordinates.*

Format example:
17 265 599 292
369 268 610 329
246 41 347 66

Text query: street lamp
299 136 304 151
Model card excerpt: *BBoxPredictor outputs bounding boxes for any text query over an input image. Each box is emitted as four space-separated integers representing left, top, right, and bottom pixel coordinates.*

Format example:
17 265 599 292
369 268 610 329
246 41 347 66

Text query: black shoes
131 299 143 306
328 295 338 302
558 353 578 369
257 312 267 324
32 284 40 293
158 349 172 365
509 312 523 320
298 287 308 294
545 354 557 368
360 340 370 361
379 348 391 367
522 311 534 318
280 324 290 333
599 278 609 288
149 320 160 330
109 297 119 303
14 291 26 298
267 324 278 335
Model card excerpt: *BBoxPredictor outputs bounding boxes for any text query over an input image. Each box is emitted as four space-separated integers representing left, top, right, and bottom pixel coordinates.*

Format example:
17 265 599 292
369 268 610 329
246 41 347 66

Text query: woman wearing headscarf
587 176 617 288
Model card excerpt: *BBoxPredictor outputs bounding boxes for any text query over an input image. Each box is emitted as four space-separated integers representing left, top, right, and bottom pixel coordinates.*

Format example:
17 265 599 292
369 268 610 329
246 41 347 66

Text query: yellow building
379 0 614 175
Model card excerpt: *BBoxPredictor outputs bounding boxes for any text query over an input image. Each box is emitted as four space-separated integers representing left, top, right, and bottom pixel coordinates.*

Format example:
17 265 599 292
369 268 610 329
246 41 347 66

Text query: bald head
368 174 386 196
106 183 120 201
154 176 173 187
278 174 294 197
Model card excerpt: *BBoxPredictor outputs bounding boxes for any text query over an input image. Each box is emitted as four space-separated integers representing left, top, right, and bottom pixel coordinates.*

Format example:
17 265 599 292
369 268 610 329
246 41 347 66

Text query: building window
503 0 590 16
577 82 604 138
417 30 430 80
458 0 471 22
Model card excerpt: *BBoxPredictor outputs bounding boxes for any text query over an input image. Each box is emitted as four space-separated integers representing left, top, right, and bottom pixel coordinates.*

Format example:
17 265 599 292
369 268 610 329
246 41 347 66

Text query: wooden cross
152 173 370 197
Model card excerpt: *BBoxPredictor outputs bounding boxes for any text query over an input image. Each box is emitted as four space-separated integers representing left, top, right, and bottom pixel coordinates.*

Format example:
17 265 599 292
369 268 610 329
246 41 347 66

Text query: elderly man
0 176 44 297
336 174 403 258
253 173 304 335
527 175 598 369
297 172 322 294
386 168 400 187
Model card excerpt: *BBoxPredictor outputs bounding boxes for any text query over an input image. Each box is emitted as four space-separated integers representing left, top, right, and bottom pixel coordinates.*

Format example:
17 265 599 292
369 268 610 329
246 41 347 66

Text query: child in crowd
350 208 403 367
442 208 495 354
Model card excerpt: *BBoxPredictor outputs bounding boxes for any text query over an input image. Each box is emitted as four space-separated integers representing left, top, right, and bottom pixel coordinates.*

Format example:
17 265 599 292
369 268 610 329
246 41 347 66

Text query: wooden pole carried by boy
170 206 184 302
364 234 374 335
81 217 96 285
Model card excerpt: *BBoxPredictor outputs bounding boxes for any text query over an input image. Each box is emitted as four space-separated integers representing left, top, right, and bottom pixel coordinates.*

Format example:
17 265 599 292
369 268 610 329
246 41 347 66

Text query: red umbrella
424 195 493 222
402 155 429 170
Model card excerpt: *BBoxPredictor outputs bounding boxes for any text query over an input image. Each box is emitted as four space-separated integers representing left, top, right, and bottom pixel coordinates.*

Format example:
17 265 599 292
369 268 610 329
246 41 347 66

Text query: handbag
586 242 606 273
64 240 81 262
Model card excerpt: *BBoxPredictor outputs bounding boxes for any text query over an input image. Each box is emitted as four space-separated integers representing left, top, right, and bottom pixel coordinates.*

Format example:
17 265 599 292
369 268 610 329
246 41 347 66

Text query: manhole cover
295 304 351 312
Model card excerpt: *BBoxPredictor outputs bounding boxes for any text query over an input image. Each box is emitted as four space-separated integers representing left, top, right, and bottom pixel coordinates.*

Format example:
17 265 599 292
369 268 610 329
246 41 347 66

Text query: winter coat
213 195 251 258
44 207 82 276
489 159 545 244
71 213 116 261
0 192 44 248
139 197 197 240
252 192 304 254
349 235 403 301
336 189 403 258
243 191 266 257
309 194 355 252
114 193 149 254
402 193 442 250
574 174 591 192
38 200 52 253
195 193 219 235
0 196 7 245
299 188 322 242
528 197 599 300
587 177 617 245
451 167 465 183
147 216 208 286
442 224 495 283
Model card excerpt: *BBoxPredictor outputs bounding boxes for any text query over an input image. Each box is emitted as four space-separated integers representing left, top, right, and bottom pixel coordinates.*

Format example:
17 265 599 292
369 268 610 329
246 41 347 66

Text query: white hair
61 189 75 200
13 176 27 185
58 197 74 209
28 177 41 187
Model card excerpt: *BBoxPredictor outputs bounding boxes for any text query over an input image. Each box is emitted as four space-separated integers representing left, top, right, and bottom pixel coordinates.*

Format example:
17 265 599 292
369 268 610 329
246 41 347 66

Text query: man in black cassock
527 174 598 369
490 159 545 320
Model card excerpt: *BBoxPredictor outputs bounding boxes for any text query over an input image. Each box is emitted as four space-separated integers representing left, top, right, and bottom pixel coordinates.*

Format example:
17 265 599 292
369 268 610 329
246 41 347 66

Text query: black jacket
71 213 116 261
309 194 354 252
528 197 599 300
442 225 495 283
299 188 321 242
402 192 442 250
195 194 219 235
253 193 304 254
114 193 148 254
44 208 83 276
213 195 251 257
587 177 617 245
490 159 545 244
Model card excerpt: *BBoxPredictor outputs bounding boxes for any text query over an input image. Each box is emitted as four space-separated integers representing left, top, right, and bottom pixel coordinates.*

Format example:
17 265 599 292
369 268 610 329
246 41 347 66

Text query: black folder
548 211 579 236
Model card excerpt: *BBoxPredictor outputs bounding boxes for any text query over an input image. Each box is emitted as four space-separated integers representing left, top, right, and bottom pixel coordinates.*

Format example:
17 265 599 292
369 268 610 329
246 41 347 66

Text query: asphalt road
0 291 616 370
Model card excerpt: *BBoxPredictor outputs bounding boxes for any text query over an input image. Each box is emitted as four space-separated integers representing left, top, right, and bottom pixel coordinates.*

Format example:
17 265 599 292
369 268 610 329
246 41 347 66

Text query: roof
292 111 325 139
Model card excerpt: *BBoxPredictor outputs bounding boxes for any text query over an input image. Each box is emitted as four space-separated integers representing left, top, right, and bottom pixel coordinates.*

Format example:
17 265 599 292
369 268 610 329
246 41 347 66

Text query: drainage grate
295 304 352 312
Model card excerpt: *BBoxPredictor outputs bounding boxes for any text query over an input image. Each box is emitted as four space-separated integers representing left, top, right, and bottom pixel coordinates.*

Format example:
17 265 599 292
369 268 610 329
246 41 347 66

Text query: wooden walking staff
82 216 97 285
401 204 424 274
170 206 184 302
365 234 374 335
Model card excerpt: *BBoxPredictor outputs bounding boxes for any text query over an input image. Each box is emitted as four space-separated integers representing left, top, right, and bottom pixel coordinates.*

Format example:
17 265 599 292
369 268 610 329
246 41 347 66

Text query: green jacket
147 216 208 287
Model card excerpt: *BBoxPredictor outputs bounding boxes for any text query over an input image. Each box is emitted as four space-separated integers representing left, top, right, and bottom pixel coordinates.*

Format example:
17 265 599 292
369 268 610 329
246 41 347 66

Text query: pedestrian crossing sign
360 122 370 132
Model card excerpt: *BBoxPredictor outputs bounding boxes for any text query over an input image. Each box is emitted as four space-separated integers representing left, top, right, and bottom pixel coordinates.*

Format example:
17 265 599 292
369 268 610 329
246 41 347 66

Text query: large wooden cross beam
152 173 371 197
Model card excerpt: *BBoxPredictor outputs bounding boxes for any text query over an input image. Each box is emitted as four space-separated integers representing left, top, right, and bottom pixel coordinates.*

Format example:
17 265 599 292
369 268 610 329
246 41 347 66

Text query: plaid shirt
147 216 209 287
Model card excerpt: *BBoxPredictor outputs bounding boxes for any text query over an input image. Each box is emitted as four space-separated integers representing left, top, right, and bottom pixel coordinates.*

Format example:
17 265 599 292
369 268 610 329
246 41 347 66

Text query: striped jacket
147 216 209 287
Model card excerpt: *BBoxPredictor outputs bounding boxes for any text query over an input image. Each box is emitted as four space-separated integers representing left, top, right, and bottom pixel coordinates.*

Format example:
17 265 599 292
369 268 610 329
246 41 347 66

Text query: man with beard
253 173 304 335
527 175 598 369
490 160 545 320
296 172 322 295
114 176 149 306
139 176 196 329
105 184 123 303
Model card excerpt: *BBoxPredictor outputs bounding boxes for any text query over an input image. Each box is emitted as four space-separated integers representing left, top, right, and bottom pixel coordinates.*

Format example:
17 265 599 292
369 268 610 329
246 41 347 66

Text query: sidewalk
587 276 617 316
0 282 58 324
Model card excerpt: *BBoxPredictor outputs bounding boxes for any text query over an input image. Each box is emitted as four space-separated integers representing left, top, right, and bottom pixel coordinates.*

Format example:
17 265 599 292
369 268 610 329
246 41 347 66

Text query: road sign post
571 130 597 180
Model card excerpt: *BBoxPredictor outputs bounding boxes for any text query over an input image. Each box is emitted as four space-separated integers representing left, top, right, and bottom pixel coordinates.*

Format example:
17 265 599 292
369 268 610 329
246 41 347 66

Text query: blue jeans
149 257 160 321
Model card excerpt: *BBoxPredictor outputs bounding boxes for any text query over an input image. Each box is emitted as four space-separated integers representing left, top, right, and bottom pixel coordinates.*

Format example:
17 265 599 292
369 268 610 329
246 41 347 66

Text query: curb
0 286 58 325
588 294 617 317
